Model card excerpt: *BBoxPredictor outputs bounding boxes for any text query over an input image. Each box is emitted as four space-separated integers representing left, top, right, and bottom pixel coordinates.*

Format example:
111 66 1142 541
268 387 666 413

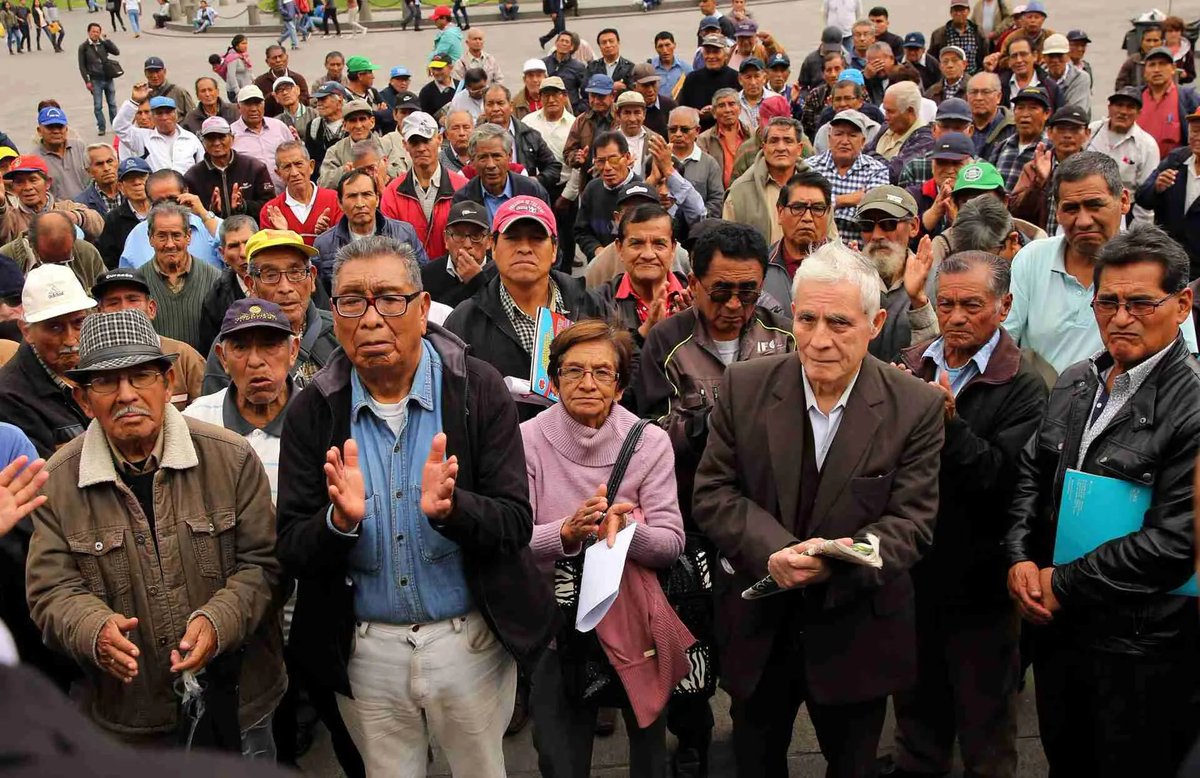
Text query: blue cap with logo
118 157 152 179
149 96 177 111
585 74 615 95
903 32 926 48
37 107 67 127
390 66 412 79
1023 0 1047 15
143 56 165 70
767 53 790 69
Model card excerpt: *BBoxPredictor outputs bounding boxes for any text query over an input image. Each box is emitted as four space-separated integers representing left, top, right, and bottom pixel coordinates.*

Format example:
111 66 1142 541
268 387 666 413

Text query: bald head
29 211 76 264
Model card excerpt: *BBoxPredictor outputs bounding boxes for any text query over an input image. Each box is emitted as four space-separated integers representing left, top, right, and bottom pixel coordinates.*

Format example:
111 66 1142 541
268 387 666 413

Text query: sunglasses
856 217 906 233
697 278 761 306
667 125 697 134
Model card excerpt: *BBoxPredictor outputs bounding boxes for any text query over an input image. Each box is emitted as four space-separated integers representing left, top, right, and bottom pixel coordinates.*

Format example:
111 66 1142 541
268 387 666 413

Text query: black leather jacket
1005 336 1200 655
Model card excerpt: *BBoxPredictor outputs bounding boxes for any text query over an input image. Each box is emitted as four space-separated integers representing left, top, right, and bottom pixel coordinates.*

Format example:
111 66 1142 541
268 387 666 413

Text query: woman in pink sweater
520 319 692 778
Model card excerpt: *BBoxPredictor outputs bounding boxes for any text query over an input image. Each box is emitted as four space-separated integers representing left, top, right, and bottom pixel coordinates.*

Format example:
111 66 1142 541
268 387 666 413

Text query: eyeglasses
966 88 998 96
856 217 905 233
557 366 619 385
251 267 311 285
667 125 697 134
696 278 761 306
332 291 421 318
446 230 488 244
781 201 830 217
1091 292 1179 318
86 368 163 395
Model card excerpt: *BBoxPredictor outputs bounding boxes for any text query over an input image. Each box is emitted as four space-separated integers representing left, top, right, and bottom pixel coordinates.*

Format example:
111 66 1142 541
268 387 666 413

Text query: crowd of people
1 1 1200 777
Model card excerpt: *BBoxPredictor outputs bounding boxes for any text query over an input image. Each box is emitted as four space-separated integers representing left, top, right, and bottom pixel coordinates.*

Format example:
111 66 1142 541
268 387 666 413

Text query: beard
864 238 906 284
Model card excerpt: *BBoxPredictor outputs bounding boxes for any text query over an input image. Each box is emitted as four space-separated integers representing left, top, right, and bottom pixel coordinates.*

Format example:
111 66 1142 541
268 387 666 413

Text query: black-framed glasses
696 278 761 306
557 366 619 385
781 201 830 218
332 291 422 318
1091 292 1180 318
251 267 311 285
856 217 904 234
86 368 164 395
446 230 488 244
667 124 697 134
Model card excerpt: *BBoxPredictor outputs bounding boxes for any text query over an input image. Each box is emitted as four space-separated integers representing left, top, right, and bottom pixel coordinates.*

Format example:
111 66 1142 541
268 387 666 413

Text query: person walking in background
3 3 22 55
29 0 46 49
345 0 367 36
13 0 30 51
41 0 63 51
453 0 469 30
320 0 340 36
78 22 120 136
219 35 255 100
123 0 140 36
399 0 421 31
105 0 126 32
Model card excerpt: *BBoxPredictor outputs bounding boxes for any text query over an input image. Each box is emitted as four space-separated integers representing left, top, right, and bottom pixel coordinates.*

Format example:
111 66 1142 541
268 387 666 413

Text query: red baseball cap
3 155 50 179
758 95 792 123
493 196 558 238
430 5 452 19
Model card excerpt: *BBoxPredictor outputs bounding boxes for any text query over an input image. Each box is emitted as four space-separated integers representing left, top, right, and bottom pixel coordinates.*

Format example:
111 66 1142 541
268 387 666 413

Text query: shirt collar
499 278 563 318
1088 340 1174 393
284 183 317 210
676 143 703 162
221 378 296 437
107 427 165 476
801 364 861 415
483 176 514 200
605 169 636 191
31 345 71 391
922 328 1001 376
350 339 437 421
614 271 684 301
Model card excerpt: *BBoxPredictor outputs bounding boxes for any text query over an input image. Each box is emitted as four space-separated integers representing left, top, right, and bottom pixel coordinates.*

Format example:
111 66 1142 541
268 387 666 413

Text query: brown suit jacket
693 352 944 704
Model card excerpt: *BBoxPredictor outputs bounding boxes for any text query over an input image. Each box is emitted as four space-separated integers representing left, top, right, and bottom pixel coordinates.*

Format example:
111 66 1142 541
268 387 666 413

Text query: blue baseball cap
698 14 722 31
143 56 165 70
118 157 152 179
149 96 177 111
838 68 865 86
1023 0 1047 15
903 32 926 48
585 74 615 95
767 53 791 69
390 66 412 79
37 107 67 127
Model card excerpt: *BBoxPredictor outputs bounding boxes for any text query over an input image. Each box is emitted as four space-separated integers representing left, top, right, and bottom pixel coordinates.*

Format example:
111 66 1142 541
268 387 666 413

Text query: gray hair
951 195 1013 253
866 41 894 60
833 80 868 101
791 241 881 317
332 236 424 293
712 87 739 105
851 18 874 32
968 71 1001 93
1052 151 1124 201
350 137 385 164
85 142 116 160
886 81 922 115
938 250 1012 298
668 106 700 127
274 139 310 163
147 202 191 235
442 109 474 129
219 214 258 245
468 122 513 157
485 83 512 102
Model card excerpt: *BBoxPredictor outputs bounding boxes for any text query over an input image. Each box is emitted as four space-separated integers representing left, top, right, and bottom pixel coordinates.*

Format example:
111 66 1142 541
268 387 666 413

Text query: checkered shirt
499 280 565 355
897 153 934 189
945 24 983 75
32 345 71 391
991 133 1044 192
808 151 893 245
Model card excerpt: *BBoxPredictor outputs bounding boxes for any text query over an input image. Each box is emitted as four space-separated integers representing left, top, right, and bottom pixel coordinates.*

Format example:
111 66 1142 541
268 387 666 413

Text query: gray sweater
134 256 220 352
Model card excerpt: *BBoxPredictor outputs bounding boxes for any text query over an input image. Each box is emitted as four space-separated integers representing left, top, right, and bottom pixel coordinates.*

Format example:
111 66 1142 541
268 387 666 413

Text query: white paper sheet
576 523 637 632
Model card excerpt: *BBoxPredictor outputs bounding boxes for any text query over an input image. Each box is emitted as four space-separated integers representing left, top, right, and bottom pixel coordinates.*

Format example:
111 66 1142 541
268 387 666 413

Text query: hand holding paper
576 523 637 632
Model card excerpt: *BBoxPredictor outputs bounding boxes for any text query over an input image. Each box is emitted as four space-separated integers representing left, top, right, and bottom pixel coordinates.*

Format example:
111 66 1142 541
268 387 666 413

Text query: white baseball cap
523 58 548 73
401 111 439 140
237 84 265 103
22 264 96 324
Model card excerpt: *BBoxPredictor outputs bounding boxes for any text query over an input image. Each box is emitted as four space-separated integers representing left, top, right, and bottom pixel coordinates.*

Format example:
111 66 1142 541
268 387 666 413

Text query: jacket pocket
1092 438 1157 487
67 528 131 599
848 470 895 518
185 510 237 579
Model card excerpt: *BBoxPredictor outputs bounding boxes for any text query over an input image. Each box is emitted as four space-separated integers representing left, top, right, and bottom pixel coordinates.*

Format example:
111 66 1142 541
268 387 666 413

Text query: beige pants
336 612 516 778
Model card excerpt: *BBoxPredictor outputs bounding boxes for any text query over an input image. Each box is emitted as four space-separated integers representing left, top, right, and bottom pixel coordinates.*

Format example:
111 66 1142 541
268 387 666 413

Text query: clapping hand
1031 142 1053 185
96 614 140 683
265 204 289 230
903 235 934 308
325 439 366 533
313 207 333 234
0 455 48 537
230 183 245 213
420 433 458 522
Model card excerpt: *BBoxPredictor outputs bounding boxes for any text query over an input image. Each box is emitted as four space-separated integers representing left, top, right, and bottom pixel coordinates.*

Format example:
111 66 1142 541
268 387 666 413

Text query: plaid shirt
808 150 892 245
499 280 564 354
800 83 831 141
991 133 1044 192
897 153 934 189
32 346 71 391
945 24 983 75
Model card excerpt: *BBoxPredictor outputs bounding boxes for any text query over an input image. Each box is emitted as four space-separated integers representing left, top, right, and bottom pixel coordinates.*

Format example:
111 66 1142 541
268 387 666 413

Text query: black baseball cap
1108 85 1144 107
0 254 23 299
394 91 420 111
616 181 659 207
1048 106 1089 127
91 269 151 299
1012 85 1051 109
930 132 974 160
219 298 295 340
446 201 490 231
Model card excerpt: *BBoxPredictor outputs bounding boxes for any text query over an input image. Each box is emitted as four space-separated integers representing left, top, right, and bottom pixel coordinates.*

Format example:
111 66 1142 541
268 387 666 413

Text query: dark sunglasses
856 217 905 233
697 279 761 306
667 124 697 134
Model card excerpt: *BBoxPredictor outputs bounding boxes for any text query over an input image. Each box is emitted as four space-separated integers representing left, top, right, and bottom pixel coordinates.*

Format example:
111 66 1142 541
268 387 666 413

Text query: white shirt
284 183 318 224
449 90 484 122
624 127 649 171
1086 119 1161 224
183 388 284 502
112 100 205 175
523 108 575 165
801 365 861 470
980 0 997 34
1009 71 1040 98
713 338 739 366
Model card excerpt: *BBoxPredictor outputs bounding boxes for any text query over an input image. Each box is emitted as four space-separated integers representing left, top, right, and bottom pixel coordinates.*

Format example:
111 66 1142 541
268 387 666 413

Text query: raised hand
1155 168 1179 193
313 207 333 234
0 455 48 537
1032 142 1052 184
325 439 367 533
210 186 223 216
131 81 151 102
96 613 140 683
903 235 934 307
230 183 245 213
420 433 458 522
638 295 667 340
265 204 289 230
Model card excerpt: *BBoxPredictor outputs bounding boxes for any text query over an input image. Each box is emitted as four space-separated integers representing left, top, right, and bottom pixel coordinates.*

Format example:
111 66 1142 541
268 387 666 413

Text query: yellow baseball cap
245 229 319 264
0 147 18 163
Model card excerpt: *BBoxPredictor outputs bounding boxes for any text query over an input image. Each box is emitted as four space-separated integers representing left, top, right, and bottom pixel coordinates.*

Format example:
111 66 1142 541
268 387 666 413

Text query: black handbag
175 648 244 752
102 56 124 80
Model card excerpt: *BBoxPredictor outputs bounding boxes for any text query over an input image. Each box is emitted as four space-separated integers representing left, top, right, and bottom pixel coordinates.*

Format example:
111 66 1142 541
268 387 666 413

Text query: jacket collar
396 165 457 199
901 327 1022 387
309 322 470 400
77 404 198 488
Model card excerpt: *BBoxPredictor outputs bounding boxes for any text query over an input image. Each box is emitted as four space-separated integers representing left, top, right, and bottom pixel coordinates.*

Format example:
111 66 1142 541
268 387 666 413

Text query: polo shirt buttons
159 637 168 646
395 490 403 499
149 586 159 596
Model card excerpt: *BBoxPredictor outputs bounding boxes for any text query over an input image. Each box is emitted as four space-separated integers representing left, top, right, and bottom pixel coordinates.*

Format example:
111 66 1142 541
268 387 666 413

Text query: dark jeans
1033 628 1200 778
530 649 668 778
891 598 1020 777
400 0 420 28
730 628 887 778
321 5 340 34
539 11 565 47
498 2 518 19
452 0 468 27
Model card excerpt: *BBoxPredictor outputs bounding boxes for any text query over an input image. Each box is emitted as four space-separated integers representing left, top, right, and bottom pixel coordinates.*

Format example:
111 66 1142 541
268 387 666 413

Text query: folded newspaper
741 534 883 600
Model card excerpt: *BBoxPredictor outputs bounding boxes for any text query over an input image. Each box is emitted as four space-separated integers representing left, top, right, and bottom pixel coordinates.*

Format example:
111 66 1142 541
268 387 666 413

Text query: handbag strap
607 419 650 500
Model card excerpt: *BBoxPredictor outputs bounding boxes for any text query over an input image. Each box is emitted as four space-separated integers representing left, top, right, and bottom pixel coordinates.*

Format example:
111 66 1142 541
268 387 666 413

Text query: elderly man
1006 223 1200 777
676 34 742 131
862 41 897 105
867 81 934 182
91 268 205 409
886 251 1047 778
34 106 90 201
800 52 848 140
452 124 551 222
896 98 974 189
562 74 617 180
766 170 835 304
991 85 1050 191
808 110 891 245
143 56 197 122
1087 87 1159 225
596 201 688 342
930 0 989 75
481 86 562 195
697 88 751 189
380 67 414 114
25 307 284 751
668 106 725 217
812 77 883 155
543 31 588 111
1009 106 1091 234
1138 108 1200 276
304 81 350 173
995 37 1062 111
259 141 342 246
119 169 222 270
0 155 103 245
523 77 576 187
184 117 276 221
75 143 121 217
197 215 256 356
724 117 810 245
508 59 545 120
272 76 313 131
449 68 490 122
1 211 106 292
737 57 777 132
380 113 468 261
0 264 92 457
1010 152 1196 376
182 76 241 135
967 72 1014 159
231 85 295 191
114 86 205 175
630 62 677 139
314 170 429 288
317 99 408 190
574 132 641 261
691 240 943 778
925 46 970 105
611 90 661 174
1040 33 1090 116
445 196 603 420
132 202 221 351
453 28 505 88
276 232 555 776
420 201 495 307
254 44 311 117
96 157 152 268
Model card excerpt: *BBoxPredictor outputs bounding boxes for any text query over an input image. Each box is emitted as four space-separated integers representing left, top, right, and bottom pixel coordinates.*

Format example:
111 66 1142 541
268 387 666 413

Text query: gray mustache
112 406 153 420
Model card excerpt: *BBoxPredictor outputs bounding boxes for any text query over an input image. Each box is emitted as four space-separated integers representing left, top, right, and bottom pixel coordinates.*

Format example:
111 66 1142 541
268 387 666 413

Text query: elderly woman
521 319 691 778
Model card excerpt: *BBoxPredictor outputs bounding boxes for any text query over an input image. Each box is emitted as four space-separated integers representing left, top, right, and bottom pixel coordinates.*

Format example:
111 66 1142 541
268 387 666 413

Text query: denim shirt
344 339 472 624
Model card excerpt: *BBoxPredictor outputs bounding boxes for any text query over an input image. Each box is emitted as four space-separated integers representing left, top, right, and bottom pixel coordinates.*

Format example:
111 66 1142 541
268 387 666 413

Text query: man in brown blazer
693 240 944 778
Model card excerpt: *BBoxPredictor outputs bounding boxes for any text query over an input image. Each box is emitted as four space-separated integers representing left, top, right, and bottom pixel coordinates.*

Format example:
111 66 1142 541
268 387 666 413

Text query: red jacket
380 168 468 259
258 186 343 246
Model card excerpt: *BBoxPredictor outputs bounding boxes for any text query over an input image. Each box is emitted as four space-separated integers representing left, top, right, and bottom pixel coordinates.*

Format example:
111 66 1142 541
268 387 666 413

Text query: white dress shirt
522 108 575 185
1086 119 1161 224
801 365 862 470
112 100 205 175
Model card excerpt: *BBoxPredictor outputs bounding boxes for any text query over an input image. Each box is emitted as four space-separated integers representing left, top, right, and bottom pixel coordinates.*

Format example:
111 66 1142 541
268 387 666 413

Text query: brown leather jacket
26 408 285 739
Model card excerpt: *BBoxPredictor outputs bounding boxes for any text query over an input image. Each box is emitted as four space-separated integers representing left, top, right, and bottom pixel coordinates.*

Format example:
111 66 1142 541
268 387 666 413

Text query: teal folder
1055 469 1198 596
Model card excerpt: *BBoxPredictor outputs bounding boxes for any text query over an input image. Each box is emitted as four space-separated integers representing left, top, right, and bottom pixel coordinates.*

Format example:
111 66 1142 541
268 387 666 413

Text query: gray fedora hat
65 309 177 383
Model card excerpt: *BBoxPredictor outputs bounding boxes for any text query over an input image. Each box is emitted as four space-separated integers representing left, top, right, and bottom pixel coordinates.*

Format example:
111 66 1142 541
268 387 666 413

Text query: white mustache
112 405 153 420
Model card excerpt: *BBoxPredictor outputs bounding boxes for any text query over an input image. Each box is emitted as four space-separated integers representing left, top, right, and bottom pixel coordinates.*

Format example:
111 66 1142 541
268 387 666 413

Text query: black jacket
0 342 89 458
676 66 741 130
1137 146 1200 280
644 93 678 139
451 174 551 210
275 326 558 696
1005 336 1200 655
585 56 636 91
182 152 277 221
512 117 564 195
95 199 143 270
574 174 640 260
197 268 246 357
77 37 119 83
420 254 498 308
901 329 1048 606
442 270 605 422
543 54 588 113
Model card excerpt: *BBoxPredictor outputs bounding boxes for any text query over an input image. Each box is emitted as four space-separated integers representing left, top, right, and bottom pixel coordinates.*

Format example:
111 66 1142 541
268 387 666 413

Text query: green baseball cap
345 55 379 74
953 160 1005 193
